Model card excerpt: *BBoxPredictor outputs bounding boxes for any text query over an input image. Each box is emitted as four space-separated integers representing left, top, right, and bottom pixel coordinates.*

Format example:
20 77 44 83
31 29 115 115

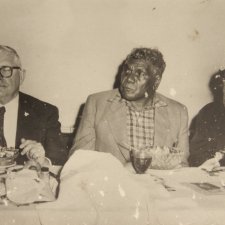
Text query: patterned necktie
0 107 7 147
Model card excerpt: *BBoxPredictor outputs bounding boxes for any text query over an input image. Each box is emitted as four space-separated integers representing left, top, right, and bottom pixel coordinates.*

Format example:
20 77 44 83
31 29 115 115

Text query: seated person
70 47 189 169
189 69 225 167
0 45 67 165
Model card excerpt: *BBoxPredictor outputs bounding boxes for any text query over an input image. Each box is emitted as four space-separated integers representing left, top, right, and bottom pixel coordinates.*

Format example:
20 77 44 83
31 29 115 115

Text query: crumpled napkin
6 168 56 205
199 152 223 172
37 150 161 225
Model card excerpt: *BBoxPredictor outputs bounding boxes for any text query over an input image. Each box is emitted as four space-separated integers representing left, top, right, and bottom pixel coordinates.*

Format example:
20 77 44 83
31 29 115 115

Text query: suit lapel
15 93 23 148
104 92 171 149
154 105 170 146
16 93 35 148
105 97 128 149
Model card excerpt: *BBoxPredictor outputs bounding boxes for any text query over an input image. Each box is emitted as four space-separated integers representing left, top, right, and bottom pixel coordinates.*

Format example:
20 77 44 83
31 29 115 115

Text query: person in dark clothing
0 45 66 165
189 69 225 166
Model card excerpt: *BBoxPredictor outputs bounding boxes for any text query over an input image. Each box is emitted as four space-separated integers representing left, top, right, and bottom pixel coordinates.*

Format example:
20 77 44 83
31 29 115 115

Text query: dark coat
189 102 225 166
15 92 67 165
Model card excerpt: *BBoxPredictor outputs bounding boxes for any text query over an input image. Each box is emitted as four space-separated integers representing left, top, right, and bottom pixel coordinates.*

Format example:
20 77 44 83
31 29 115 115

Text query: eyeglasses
0 66 21 78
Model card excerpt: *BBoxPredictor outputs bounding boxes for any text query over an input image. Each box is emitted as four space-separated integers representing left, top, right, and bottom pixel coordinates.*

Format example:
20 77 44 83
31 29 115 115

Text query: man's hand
20 138 45 164
199 152 223 172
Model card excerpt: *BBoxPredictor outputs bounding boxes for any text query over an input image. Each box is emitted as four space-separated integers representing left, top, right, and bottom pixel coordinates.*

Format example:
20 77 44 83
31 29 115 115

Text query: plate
0 148 19 167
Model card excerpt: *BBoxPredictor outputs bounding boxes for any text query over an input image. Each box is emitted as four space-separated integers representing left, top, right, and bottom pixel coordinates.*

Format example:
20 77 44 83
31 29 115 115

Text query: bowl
0 147 19 167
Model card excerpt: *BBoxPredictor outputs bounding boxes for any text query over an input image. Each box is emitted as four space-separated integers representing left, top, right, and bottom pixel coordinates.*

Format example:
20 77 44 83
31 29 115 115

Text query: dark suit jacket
70 89 189 167
189 102 225 166
15 92 67 165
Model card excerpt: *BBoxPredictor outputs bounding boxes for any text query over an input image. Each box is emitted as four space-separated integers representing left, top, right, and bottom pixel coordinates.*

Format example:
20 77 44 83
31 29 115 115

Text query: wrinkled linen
37 150 168 225
6 168 57 205
36 150 225 225
147 167 225 225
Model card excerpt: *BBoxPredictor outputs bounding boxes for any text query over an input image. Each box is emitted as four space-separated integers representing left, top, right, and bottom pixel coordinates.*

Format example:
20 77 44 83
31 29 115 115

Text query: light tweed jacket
70 89 189 166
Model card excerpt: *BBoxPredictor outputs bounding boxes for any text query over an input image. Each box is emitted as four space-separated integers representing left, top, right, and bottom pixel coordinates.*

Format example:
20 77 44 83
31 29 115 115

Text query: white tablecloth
146 167 225 225
2 151 225 225
37 150 225 225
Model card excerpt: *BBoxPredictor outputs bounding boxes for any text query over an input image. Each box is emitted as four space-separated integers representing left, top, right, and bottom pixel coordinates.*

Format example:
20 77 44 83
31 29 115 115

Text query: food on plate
0 147 19 166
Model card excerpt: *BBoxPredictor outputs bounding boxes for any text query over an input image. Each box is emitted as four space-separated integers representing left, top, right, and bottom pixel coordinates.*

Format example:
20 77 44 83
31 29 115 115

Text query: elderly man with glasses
0 45 66 166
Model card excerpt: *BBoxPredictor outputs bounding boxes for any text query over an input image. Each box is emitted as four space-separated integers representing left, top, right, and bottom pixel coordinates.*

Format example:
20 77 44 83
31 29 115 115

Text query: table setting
35 149 225 225
126 146 225 225
0 147 58 207
1 148 225 225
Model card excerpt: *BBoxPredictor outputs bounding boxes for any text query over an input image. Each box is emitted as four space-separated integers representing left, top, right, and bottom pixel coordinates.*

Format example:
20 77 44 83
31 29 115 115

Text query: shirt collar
109 91 167 109
154 93 167 108
0 94 19 110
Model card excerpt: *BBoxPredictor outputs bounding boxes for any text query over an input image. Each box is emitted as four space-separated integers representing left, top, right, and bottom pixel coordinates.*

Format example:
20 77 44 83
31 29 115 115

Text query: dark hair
124 48 166 77
209 69 225 103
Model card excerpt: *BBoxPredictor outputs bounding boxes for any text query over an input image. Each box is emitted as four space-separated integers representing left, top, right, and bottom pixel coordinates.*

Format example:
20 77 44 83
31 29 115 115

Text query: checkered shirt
125 100 154 149
111 93 166 150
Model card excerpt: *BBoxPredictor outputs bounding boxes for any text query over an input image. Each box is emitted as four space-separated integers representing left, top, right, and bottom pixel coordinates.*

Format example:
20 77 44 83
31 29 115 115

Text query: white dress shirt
1 95 19 147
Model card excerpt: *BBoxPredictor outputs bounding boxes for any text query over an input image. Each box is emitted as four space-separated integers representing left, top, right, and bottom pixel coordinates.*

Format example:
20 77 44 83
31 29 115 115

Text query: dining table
1 151 225 225
145 167 225 225
0 165 62 225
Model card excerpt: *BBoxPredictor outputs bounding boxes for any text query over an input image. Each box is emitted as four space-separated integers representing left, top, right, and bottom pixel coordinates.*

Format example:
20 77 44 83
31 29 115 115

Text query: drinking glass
130 148 152 174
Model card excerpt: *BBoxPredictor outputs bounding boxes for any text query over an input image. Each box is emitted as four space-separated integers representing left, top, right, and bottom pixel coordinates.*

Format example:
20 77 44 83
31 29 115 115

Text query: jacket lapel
105 96 128 150
15 93 34 148
104 92 171 149
154 96 170 146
